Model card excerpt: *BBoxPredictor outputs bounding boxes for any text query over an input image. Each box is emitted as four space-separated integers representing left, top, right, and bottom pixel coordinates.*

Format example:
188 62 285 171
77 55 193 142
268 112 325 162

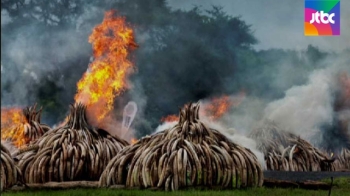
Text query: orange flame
1 108 29 147
203 96 233 120
203 91 246 120
74 10 137 125
161 114 179 123
160 92 246 122
130 138 138 144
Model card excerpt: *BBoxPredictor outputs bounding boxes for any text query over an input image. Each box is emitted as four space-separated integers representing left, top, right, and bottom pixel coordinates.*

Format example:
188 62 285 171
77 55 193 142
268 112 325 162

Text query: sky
168 0 350 52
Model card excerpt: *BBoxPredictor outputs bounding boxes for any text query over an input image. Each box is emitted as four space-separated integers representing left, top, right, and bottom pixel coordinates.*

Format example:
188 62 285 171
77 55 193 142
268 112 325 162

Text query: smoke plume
2 1 350 153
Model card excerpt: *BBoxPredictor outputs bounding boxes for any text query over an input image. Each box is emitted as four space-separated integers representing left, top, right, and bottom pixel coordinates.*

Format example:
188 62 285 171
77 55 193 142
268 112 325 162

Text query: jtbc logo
310 11 335 24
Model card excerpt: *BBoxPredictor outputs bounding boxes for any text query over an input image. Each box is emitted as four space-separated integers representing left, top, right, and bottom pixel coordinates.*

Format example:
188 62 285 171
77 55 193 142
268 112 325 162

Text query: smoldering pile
99 103 263 191
1 144 23 191
249 120 336 171
16 103 129 183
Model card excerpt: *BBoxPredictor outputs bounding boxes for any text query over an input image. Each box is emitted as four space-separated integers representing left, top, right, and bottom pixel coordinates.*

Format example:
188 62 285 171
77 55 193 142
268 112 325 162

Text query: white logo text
310 11 335 24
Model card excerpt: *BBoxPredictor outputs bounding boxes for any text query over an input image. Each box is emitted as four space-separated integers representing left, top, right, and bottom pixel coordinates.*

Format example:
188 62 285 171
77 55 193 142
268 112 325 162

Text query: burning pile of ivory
1 104 50 149
1 144 22 191
17 103 129 183
249 121 335 171
22 104 51 143
99 103 263 190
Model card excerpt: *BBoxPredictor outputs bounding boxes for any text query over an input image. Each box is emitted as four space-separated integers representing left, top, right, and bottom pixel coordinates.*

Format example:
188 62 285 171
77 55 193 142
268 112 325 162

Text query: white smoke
155 121 177 133
202 120 266 169
264 69 335 139
209 53 350 161
217 96 267 135
229 134 267 170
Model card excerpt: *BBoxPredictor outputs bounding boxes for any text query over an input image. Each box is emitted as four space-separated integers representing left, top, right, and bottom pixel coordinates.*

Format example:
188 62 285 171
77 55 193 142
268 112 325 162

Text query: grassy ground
0 189 339 196
2 188 349 196
2 178 349 196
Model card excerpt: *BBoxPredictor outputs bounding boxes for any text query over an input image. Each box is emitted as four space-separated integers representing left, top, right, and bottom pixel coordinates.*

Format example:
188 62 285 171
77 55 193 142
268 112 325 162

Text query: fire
1 108 28 147
131 138 138 144
161 114 179 123
203 92 246 120
74 10 137 125
203 96 233 120
160 92 246 122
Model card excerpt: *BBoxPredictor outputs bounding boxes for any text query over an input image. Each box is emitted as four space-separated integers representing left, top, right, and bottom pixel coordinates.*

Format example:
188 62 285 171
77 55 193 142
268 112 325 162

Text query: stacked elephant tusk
99 103 263 191
332 148 350 170
249 121 335 171
22 104 51 145
17 103 129 183
1 144 22 191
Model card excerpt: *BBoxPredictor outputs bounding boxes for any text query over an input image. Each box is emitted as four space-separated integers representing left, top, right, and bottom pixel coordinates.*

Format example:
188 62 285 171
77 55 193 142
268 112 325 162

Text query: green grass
1 188 346 196
321 176 350 188
2 178 349 196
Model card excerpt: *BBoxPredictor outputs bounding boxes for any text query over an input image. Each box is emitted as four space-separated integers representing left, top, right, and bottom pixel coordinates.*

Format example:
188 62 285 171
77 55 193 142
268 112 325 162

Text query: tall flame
74 10 137 125
1 108 28 147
